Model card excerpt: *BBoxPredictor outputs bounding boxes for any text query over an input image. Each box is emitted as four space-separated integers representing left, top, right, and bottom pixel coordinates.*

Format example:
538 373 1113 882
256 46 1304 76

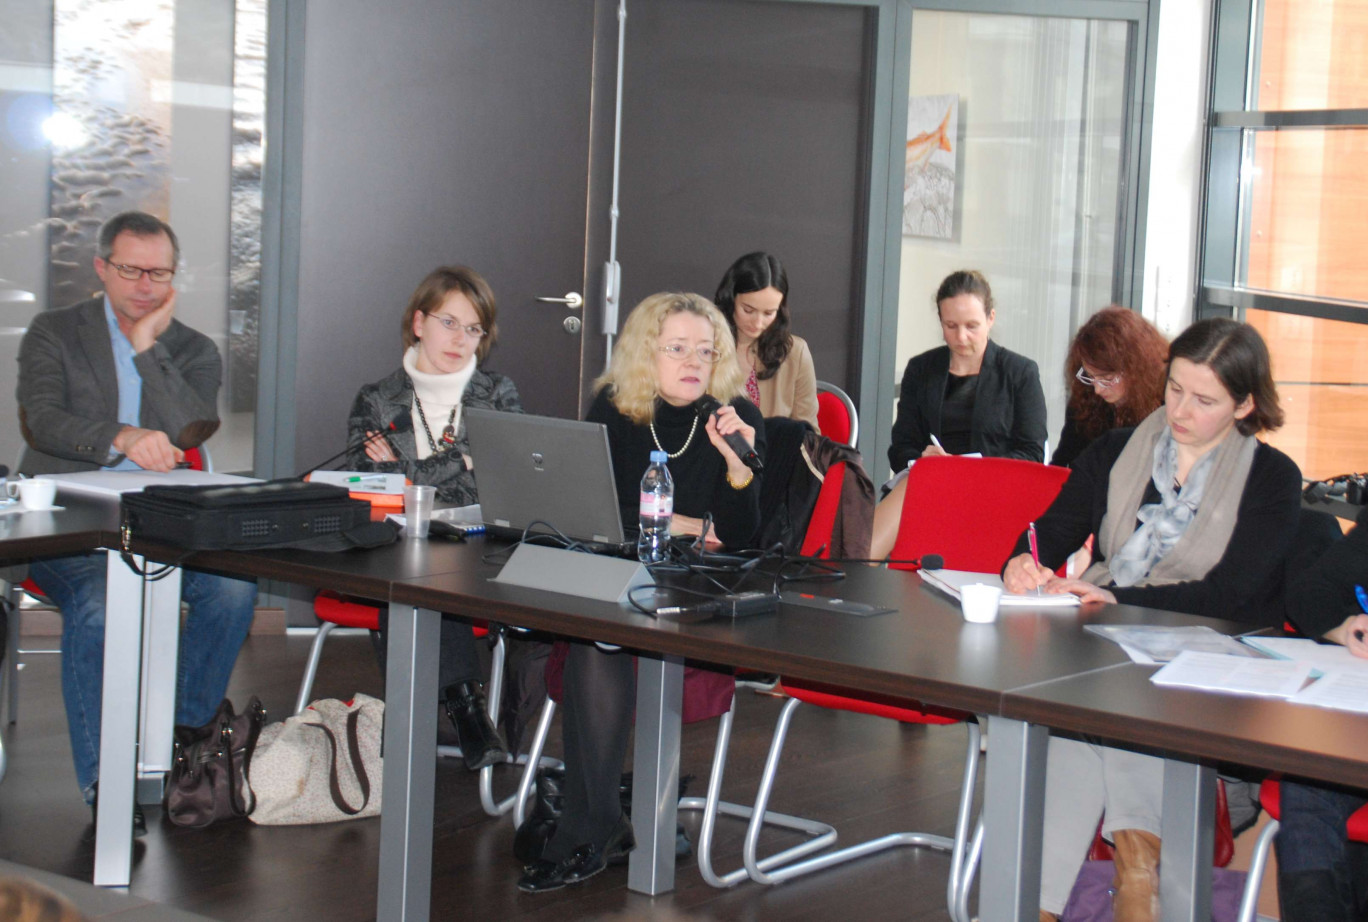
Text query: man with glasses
16 210 255 831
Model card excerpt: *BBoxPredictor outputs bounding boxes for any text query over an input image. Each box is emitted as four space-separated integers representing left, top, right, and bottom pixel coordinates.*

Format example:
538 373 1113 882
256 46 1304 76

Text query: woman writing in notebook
1001 318 1302 922
345 265 522 773
1050 306 1169 468
714 251 819 430
517 291 764 893
870 269 1047 559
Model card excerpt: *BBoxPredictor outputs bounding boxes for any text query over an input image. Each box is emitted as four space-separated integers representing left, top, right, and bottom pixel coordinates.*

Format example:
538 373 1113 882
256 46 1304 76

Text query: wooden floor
0 631 982 921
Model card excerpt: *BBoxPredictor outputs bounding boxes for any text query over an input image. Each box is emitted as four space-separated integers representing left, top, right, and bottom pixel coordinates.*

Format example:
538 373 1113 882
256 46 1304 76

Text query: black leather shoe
517 844 607 893
443 681 508 771
87 784 147 839
605 813 635 866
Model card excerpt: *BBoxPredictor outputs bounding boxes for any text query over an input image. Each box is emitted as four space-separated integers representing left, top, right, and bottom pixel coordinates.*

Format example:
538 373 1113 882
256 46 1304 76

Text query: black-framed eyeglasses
1076 366 1121 389
108 262 175 283
658 343 720 364
425 313 485 339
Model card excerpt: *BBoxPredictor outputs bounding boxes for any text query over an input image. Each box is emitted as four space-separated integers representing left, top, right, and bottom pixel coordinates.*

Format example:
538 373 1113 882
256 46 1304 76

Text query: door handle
535 292 583 310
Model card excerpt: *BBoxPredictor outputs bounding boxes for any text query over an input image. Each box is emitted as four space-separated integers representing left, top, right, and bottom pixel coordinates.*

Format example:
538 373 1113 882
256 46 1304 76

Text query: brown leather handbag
165 697 266 827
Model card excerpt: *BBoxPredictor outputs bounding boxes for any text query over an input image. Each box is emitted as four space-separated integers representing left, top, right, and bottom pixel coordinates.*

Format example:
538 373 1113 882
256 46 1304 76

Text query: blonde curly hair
595 292 744 424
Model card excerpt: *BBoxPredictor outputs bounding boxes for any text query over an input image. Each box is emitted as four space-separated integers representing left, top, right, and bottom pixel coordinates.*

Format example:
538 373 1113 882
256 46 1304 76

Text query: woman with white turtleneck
345 265 522 771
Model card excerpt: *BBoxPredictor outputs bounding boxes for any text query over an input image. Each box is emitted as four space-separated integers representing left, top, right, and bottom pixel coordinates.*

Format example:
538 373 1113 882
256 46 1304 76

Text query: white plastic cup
960 583 1003 624
403 484 436 538
5 479 56 511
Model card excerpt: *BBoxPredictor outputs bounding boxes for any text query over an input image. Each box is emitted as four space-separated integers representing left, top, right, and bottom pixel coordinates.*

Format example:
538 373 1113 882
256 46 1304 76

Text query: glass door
879 8 1135 476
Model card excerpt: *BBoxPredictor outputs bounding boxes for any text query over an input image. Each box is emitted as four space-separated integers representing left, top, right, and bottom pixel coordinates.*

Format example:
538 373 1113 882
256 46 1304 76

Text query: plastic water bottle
637 450 674 564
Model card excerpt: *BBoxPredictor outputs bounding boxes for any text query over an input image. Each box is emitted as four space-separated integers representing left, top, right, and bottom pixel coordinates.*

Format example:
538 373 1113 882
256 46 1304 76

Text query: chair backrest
815 381 858 448
889 455 1070 572
799 460 846 559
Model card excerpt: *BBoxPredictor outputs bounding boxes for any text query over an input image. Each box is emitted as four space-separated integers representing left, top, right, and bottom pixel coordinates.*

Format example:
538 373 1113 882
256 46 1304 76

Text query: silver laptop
464 408 627 545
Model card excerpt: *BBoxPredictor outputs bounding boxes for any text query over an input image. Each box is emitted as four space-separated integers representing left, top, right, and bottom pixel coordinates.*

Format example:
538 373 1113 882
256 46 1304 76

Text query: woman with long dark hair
714 251 819 430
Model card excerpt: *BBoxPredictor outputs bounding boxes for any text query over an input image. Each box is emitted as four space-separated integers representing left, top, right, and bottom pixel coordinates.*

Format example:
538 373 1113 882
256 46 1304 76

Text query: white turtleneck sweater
403 345 477 461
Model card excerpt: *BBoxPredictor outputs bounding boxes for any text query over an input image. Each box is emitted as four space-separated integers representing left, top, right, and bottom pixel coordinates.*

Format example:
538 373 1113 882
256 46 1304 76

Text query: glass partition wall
0 0 263 473
886 9 1134 477
1201 0 1368 481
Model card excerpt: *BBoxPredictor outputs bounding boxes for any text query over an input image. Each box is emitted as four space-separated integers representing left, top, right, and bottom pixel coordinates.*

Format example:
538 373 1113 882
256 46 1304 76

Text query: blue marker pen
1353 585 1367 643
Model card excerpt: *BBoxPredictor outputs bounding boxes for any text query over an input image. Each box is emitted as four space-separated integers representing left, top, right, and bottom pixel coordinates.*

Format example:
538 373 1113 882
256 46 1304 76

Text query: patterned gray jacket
344 366 522 505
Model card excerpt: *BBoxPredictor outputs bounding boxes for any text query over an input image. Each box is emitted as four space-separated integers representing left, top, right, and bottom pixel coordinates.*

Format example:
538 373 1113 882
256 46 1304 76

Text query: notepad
917 568 1081 607
1151 650 1313 698
1240 636 1368 679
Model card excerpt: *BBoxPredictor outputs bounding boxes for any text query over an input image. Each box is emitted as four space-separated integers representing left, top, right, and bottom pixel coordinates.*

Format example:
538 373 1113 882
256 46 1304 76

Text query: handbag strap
227 698 267 817
305 709 372 816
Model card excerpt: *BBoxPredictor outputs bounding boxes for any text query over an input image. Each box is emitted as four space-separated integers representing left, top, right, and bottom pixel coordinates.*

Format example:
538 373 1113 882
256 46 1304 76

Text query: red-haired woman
1051 306 1169 468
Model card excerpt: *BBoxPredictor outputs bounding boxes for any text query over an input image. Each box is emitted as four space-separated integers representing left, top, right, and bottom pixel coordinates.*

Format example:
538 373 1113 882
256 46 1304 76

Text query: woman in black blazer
872 270 1046 558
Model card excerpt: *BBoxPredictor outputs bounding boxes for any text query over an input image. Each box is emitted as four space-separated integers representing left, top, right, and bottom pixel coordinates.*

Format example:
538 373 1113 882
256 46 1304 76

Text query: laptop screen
464 408 626 545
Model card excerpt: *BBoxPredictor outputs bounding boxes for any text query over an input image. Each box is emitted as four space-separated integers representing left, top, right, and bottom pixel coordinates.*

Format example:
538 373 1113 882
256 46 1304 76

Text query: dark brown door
288 0 596 468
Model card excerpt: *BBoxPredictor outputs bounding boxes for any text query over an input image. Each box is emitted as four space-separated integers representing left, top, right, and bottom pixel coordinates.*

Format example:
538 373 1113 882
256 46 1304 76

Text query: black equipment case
121 479 374 551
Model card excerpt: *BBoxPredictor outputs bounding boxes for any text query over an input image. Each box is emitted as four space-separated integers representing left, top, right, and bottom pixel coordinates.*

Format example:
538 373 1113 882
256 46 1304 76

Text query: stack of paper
39 469 257 497
1151 650 1312 698
1085 624 1257 664
918 568 1081 607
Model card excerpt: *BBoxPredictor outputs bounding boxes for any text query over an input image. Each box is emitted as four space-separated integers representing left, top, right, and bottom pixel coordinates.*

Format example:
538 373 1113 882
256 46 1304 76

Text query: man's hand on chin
113 427 185 473
129 288 176 354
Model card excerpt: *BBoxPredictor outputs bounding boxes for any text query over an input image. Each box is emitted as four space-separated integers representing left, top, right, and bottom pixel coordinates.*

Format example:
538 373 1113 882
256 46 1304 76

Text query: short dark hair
400 266 498 363
713 251 792 380
1168 317 1283 435
97 211 180 268
935 269 994 316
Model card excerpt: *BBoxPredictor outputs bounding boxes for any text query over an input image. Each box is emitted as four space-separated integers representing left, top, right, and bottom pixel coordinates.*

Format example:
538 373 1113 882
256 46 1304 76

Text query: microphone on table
295 413 413 479
695 396 763 472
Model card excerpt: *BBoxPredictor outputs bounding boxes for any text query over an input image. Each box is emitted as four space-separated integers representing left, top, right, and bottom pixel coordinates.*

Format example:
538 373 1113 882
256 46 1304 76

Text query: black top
1010 426 1303 627
1049 405 1118 469
889 339 1047 470
940 374 978 455
586 390 766 550
1288 504 1368 639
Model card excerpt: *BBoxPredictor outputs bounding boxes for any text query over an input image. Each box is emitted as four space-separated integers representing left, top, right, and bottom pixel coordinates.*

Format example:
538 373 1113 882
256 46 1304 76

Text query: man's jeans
30 552 257 802
1278 779 1368 875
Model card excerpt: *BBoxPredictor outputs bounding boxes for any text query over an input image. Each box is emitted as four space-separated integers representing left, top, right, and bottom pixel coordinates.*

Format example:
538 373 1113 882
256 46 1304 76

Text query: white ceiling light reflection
42 111 87 150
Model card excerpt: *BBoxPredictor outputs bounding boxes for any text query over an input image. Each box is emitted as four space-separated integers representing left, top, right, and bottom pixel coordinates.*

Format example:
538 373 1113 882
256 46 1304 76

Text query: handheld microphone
295 413 412 479
696 396 763 472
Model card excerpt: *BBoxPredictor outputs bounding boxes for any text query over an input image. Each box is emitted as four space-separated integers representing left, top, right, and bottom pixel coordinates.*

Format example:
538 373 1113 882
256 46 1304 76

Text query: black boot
443 681 507 771
514 767 564 865
1278 868 1356 922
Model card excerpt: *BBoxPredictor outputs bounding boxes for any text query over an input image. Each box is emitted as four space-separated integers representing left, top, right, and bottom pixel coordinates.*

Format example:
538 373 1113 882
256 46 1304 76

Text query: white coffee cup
960 583 1003 624
6 478 57 511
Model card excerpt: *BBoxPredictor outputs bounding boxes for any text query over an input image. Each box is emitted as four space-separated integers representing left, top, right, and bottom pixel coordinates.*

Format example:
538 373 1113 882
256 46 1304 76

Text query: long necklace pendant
440 424 456 446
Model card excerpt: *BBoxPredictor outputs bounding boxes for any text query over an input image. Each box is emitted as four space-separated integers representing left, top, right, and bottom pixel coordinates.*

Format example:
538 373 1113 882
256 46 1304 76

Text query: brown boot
1110 828 1161 922
1039 911 1059 922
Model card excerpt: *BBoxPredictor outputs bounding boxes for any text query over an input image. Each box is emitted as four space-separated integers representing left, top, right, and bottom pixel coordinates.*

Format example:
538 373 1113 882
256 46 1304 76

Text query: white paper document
1150 650 1313 698
1085 624 1258 664
918 568 1081 607
1240 636 1368 679
38 469 257 497
1288 670 1368 713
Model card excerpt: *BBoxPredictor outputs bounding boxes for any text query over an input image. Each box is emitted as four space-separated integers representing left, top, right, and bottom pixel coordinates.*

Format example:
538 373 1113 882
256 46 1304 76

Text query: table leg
377 603 441 922
1160 758 1215 922
979 716 1049 922
138 564 181 797
628 654 683 895
93 551 145 887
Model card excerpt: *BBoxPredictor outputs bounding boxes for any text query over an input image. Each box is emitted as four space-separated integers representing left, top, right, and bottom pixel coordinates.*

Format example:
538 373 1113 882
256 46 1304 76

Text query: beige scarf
1081 407 1256 588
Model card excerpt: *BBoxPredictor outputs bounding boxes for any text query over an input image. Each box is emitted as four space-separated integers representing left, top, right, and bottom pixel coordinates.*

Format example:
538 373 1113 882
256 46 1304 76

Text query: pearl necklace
650 413 700 459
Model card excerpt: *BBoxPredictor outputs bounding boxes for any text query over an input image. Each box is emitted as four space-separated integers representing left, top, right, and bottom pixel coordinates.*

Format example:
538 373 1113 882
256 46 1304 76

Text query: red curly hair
1065 307 1169 441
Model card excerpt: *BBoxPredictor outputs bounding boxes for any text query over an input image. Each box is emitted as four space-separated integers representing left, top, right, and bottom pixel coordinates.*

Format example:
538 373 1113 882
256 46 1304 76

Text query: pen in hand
929 433 945 452
1028 521 1043 595
1355 585 1368 642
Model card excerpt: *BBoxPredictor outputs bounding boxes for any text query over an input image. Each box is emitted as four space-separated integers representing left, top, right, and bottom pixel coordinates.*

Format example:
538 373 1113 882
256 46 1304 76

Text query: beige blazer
754 334 819 430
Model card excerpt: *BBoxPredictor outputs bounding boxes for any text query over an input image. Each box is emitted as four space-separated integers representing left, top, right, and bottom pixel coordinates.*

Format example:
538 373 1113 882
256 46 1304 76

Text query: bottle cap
649 450 669 463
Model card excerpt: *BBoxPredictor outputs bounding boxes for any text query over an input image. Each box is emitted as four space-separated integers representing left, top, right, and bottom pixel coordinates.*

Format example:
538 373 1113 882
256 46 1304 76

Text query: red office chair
1238 777 1368 922
815 381 858 448
734 456 1067 918
298 591 556 819
2 444 211 725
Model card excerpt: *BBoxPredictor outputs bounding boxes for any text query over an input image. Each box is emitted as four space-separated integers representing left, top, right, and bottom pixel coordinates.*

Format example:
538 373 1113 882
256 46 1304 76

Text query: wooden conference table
9 501 1367 922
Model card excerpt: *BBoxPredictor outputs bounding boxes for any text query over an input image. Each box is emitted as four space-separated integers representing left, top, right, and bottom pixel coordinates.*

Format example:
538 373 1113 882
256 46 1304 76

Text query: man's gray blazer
16 296 222 475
